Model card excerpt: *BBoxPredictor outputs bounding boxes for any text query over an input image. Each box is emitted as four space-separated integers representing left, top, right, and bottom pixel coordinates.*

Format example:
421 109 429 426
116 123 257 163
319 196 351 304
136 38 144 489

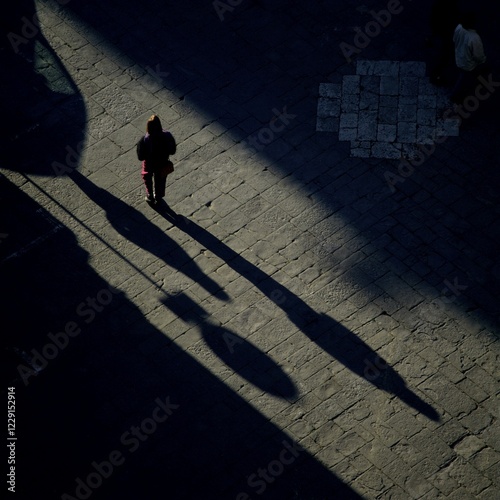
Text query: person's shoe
145 195 154 203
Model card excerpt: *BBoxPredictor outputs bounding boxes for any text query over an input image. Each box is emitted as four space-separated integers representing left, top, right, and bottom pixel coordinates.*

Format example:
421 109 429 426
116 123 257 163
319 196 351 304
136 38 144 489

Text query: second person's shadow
159 206 440 421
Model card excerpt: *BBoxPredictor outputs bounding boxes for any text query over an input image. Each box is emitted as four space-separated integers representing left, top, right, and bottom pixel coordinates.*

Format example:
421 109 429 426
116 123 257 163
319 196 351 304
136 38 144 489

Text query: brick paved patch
317 60 460 159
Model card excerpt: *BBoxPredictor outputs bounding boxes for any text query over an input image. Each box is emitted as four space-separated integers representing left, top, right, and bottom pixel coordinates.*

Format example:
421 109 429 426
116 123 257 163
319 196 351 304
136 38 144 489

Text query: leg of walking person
153 171 166 202
142 171 154 202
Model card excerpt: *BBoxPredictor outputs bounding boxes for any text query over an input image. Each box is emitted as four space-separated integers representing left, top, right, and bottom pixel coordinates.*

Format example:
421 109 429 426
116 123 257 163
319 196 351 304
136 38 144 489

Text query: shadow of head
311 314 440 422
162 292 298 400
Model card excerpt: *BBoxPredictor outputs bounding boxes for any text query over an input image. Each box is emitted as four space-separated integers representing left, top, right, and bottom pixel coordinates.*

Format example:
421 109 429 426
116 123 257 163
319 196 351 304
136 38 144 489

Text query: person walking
137 115 176 204
451 11 487 103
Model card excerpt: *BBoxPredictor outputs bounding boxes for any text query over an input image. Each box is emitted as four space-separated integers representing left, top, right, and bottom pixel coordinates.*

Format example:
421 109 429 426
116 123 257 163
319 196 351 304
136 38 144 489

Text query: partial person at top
451 10 487 103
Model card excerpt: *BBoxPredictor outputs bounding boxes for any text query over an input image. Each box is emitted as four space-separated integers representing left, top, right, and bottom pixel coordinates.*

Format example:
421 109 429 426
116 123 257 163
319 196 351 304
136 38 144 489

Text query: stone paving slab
1 0 500 499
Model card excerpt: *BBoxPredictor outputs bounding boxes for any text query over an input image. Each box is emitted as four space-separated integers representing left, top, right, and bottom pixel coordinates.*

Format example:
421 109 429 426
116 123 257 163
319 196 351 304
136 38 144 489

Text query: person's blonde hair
146 115 162 135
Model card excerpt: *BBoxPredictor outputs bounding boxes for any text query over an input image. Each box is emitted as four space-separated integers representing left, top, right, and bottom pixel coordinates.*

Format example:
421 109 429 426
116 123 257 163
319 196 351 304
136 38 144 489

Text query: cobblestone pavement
1 0 499 499
317 60 460 159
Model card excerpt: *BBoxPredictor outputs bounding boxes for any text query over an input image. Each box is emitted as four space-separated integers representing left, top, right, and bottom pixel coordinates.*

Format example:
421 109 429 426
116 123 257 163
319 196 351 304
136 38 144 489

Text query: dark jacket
137 131 176 172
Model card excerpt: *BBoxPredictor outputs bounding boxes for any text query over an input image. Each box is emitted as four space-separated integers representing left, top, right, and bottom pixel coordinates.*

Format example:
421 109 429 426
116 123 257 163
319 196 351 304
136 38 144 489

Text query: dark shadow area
1 176 360 499
159 207 439 421
0 0 86 175
0 176 62 264
56 0 500 334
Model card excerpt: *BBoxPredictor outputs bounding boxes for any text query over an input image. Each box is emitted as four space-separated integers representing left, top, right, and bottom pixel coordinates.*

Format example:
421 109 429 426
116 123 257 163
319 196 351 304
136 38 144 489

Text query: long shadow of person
69 171 228 301
158 207 440 421
162 291 298 399
70 171 299 398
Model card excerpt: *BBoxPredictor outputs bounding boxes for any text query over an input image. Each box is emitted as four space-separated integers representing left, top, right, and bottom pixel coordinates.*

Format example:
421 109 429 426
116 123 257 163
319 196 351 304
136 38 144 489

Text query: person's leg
142 172 154 201
153 171 166 201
